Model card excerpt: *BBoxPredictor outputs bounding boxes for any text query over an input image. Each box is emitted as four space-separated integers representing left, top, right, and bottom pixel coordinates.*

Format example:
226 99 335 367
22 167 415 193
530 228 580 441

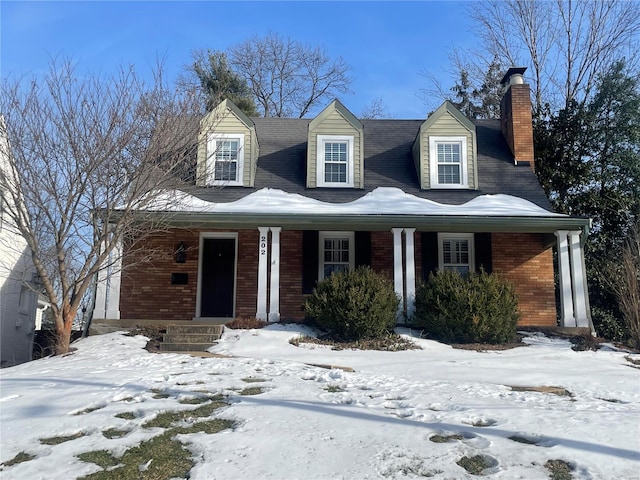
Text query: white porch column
555 230 575 327
268 227 281 322
404 228 416 319
569 230 589 328
92 236 122 319
256 227 269 321
392 228 404 317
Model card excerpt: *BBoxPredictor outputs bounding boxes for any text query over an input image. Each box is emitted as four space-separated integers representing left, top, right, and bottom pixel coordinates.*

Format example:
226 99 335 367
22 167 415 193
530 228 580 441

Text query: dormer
412 101 477 190
197 99 259 187
306 100 364 189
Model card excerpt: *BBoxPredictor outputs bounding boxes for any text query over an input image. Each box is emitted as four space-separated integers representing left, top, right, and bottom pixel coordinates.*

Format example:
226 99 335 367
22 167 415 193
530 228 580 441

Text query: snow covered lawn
1 325 639 479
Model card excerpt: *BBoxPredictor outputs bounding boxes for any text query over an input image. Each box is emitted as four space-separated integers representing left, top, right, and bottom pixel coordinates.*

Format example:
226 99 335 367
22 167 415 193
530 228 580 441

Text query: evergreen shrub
414 270 520 344
304 266 399 341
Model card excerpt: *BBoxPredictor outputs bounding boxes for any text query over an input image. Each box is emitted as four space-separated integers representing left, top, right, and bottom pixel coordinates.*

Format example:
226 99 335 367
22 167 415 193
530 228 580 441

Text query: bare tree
228 33 352 118
465 0 640 111
0 60 200 354
606 221 640 348
359 98 392 119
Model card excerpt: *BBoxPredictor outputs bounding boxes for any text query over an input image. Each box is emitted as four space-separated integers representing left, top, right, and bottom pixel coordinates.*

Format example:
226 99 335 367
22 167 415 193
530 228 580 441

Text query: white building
0 116 43 367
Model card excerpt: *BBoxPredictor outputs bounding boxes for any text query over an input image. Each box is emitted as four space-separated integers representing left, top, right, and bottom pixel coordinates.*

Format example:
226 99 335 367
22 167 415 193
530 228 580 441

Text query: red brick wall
491 233 556 326
280 230 304 320
235 230 259 318
120 229 556 327
120 229 200 321
500 83 535 169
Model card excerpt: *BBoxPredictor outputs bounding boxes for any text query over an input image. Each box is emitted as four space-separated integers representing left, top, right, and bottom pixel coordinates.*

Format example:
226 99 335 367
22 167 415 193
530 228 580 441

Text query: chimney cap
500 67 527 85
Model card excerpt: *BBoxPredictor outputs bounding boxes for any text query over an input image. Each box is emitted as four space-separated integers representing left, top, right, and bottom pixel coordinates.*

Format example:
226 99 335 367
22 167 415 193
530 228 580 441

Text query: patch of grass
290 333 420 351
150 388 171 399
429 434 464 443
598 397 624 403
114 412 137 420
178 396 212 405
143 401 227 429
1 452 35 467
78 431 193 480
241 377 267 383
456 455 491 475
510 385 573 397
171 418 235 435
73 406 102 415
77 450 119 469
624 355 640 368
102 428 128 439
238 387 264 396
324 384 345 393
508 435 537 445
40 432 85 445
545 459 574 480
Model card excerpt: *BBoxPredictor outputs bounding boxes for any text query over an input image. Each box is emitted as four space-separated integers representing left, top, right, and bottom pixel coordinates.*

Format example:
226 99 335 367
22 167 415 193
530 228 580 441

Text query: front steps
159 324 224 352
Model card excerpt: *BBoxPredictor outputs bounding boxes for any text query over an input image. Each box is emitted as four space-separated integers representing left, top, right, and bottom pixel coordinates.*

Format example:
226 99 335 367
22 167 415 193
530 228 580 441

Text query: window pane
216 140 239 161
438 164 460 184
214 161 237 181
325 142 347 162
325 163 347 183
442 239 469 270
322 236 350 278
437 143 461 163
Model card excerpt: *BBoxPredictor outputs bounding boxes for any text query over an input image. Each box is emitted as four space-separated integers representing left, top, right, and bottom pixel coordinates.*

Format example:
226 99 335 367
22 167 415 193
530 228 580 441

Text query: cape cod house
92 68 591 332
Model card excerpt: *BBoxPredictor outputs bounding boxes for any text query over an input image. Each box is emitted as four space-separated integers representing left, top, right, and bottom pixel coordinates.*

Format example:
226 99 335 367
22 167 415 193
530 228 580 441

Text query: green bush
304 266 399 341
414 270 520 344
591 306 627 342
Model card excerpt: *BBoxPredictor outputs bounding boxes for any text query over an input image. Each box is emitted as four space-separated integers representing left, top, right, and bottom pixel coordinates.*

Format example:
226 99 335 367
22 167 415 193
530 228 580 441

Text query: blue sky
1 1 477 118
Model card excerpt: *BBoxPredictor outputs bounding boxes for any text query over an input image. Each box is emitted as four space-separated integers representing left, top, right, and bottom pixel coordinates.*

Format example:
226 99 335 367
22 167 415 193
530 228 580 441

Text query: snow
1 326 639 479
148 187 566 217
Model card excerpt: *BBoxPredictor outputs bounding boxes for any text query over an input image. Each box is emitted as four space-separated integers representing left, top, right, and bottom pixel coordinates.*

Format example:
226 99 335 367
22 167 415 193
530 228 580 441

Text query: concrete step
159 342 217 352
166 325 224 335
158 324 224 352
163 333 221 343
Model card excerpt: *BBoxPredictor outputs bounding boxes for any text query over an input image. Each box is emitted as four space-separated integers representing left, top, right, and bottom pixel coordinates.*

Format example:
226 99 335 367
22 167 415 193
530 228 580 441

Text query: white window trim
206 133 245 186
438 233 475 273
318 231 355 280
429 136 469 189
316 135 355 188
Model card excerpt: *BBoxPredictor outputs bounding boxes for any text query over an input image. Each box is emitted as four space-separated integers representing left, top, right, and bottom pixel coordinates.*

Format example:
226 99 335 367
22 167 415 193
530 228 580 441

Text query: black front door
200 238 236 317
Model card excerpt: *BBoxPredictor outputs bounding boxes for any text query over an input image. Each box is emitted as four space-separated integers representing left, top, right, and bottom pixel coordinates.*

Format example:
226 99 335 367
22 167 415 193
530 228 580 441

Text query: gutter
130 210 591 234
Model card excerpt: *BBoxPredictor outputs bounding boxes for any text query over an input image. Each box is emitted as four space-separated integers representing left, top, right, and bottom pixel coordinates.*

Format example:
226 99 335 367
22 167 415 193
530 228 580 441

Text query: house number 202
260 235 267 256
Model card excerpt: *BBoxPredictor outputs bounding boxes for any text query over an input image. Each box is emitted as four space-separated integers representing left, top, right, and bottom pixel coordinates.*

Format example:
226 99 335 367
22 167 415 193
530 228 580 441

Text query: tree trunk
55 308 76 355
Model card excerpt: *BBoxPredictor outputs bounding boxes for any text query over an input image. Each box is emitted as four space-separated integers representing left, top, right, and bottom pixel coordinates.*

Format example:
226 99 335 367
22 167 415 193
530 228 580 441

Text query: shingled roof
189 117 553 211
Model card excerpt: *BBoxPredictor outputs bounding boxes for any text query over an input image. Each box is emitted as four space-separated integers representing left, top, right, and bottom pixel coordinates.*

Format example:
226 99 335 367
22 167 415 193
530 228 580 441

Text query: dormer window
316 135 354 187
429 136 468 188
207 133 244 186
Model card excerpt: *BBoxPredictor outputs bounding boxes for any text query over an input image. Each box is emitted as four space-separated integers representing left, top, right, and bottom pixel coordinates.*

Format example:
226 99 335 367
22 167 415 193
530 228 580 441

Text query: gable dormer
306 100 364 189
412 101 477 190
197 99 259 187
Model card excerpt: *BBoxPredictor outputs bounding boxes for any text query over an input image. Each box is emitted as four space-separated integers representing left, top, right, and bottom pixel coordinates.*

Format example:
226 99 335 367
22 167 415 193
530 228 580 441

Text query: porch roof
141 187 590 235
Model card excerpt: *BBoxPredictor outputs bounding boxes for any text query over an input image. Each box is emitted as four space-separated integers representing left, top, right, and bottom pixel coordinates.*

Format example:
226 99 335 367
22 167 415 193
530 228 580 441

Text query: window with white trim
429 136 468 188
319 231 354 279
207 133 244 186
438 233 474 274
317 135 354 187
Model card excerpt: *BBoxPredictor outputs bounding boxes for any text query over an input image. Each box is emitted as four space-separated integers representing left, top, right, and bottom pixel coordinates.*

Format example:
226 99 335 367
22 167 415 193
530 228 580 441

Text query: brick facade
500 83 535 169
119 228 556 327
491 233 556 326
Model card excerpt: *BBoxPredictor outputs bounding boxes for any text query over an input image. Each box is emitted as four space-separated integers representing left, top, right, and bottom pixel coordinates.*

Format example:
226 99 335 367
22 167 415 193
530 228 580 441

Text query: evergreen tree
535 61 640 329
191 51 258 116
